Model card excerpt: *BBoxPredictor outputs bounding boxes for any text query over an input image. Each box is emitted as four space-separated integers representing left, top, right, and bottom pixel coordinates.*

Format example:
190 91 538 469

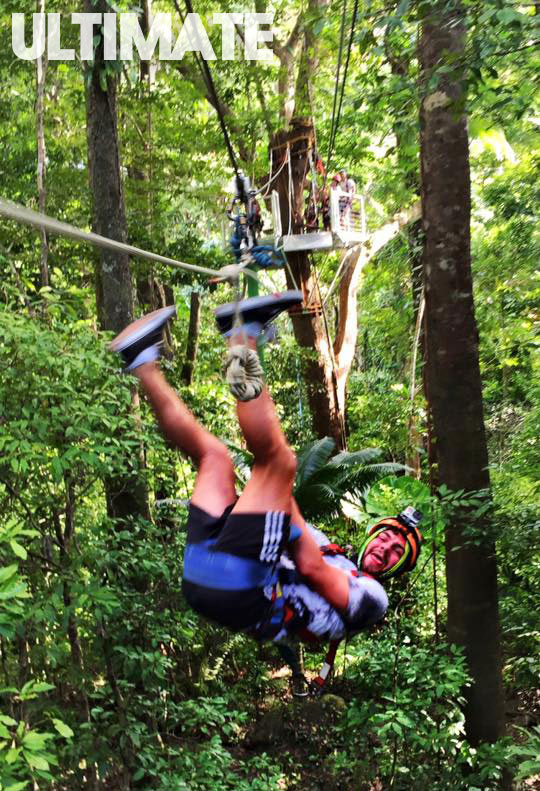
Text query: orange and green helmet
357 507 423 580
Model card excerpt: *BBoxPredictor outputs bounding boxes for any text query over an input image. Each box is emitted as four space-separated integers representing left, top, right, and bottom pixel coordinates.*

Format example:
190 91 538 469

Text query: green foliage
329 634 512 790
0 523 33 640
293 437 406 521
347 371 416 464
0 0 538 786
364 474 432 521
0 705 73 791
508 726 540 782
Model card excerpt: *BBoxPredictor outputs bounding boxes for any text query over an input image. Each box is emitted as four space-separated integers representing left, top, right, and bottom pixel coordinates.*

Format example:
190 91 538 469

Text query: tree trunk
419 0 505 746
84 0 134 335
181 290 201 386
293 0 330 118
56 479 98 790
35 0 49 289
84 0 149 523
334 245 367 416
271 118 346 448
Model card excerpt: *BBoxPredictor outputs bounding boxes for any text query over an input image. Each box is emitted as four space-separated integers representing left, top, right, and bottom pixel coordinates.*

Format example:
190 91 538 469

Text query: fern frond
327 448 384 468
295 437 336 488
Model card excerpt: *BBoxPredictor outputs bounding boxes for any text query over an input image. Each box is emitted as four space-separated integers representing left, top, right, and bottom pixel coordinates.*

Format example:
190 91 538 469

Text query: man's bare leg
135 362 236 516
229 339 348 608
229 339 296 514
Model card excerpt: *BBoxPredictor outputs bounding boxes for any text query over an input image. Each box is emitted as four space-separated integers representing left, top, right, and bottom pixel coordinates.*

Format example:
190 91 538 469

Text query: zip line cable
327 0 358 176
331 0 359 168
182 0 241 179
327 0 348 172
172 0 217 112
0 197 258 283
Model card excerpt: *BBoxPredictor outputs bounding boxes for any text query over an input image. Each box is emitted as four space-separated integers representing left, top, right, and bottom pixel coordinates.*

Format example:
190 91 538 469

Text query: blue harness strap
183 542 277 591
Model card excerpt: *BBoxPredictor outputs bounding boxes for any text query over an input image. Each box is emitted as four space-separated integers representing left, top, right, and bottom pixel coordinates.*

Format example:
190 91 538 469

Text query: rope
270 144 300 292
224 344 264 401
256 149 291 198
287 144 294 239
327 0 358 176
257 149 275 198
0 197 259 284
270 132 312 152
172 0 215 121
308 149 319 223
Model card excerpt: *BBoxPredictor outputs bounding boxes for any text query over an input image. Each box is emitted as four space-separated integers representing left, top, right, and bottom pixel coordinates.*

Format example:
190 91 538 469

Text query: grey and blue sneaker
214 290 303 336
110 306 177 371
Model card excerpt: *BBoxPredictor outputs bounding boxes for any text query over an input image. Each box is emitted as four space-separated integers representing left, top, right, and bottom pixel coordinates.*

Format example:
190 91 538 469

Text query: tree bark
419 0 505 746
84 0 149 522
293 0 330 118
181 291 201 386
84 0 134 335
334 245 367 416
35 0 49 288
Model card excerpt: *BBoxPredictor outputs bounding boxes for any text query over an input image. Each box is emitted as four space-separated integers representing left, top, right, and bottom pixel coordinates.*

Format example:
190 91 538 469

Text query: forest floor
234 666 377 791
233 665 540 791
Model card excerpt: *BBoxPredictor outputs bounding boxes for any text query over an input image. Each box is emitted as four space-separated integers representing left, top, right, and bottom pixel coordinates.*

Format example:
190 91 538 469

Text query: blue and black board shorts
182 502 291 632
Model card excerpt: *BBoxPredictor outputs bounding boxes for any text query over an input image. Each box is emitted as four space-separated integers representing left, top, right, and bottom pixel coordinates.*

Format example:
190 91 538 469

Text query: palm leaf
327 448 384 468
295 437 336 488
294 481 343 520
293 439 409 522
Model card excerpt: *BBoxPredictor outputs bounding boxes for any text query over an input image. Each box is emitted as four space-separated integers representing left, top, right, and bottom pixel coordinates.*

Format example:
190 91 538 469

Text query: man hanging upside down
110 292 422 679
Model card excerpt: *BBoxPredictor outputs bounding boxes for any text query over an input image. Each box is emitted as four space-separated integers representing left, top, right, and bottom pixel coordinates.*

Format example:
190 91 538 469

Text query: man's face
360 528 407 576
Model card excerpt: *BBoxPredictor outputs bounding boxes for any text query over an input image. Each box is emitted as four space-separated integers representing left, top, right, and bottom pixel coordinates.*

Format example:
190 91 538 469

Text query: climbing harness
264 540 360 696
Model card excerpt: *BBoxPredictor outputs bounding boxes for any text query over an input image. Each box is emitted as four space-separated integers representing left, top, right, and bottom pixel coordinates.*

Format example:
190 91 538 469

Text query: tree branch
486 39 540 58
332 201 422 409
368 201 421 259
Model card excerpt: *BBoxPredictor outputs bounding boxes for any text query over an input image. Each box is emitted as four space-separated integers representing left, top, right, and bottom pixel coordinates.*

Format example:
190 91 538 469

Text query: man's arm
287 498 350 611
287 500 388 629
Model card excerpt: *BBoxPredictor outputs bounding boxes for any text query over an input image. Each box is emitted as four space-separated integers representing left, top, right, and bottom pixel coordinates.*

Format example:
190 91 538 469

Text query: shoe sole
214 290 303 333
110 306 177 352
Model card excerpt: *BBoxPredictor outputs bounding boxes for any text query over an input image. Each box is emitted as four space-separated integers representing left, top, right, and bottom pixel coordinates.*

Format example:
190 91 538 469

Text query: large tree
84 0 134 335
419 0 505 746
84 0 149 522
